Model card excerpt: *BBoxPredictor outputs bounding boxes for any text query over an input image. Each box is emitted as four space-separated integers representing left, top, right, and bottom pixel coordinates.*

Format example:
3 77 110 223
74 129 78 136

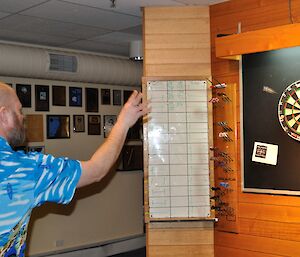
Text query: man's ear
0 106 9 126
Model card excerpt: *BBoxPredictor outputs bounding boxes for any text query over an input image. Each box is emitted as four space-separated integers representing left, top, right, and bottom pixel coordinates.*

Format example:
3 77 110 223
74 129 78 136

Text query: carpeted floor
111 247 146 257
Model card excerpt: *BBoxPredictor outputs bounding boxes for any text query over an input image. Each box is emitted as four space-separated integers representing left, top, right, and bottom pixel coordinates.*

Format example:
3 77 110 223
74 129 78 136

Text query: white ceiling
0 0 227 57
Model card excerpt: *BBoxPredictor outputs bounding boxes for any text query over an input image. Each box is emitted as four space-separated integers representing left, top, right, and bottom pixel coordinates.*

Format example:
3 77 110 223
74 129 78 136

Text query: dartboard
278 80 300 141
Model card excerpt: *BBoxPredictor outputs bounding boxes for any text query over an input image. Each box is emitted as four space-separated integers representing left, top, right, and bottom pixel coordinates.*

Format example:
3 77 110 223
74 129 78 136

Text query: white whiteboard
146 80 211 219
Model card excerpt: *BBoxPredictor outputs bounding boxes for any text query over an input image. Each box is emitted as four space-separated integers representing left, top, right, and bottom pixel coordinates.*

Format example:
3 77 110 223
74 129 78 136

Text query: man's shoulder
0 150 41 183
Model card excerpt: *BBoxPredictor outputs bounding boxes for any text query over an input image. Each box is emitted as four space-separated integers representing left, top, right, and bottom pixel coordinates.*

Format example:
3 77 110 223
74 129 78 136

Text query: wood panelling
146 34 210 50
211 5 290 32
211 53 239 75
145 49 210 64
144 6 209 19
211 0 300 257
291 1 300 23
239 192 300 206
211 0 286 17
145 63 211 77
215 245 283 257
216 23 300 59
215 231 300 256
144 6 211 78
239 203 300 223
209 74 239 85
147 224 214 257
148 245 213 257
210 0 291 33
145 19 210 34
144 6 213 257
239 218 300 241
148 228 213 245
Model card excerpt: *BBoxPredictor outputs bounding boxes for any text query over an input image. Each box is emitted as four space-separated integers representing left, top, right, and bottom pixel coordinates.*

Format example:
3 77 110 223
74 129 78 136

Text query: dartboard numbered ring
278 80 300 141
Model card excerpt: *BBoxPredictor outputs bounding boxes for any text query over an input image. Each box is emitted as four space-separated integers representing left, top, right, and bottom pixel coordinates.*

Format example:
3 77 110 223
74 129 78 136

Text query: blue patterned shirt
0 137 82 256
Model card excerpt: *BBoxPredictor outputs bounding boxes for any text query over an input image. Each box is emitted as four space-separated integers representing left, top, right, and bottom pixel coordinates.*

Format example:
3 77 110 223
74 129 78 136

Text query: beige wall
29 171 144 255
0 76 144 256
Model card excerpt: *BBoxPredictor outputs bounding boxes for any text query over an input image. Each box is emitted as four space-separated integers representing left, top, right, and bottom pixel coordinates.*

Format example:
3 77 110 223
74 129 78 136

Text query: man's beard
7 111 26 147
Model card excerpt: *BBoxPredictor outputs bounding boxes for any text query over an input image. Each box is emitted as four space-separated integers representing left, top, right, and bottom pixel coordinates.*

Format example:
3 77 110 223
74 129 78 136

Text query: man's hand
117 90 149 130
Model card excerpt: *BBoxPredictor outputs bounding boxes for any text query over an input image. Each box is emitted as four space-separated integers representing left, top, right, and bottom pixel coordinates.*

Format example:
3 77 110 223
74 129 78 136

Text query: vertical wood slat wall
143 6 211 78
210 0 300 256
143 6 213 257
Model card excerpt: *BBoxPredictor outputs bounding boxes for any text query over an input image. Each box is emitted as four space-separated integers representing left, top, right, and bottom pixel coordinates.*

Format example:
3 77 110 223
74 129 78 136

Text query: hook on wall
110 0 116 8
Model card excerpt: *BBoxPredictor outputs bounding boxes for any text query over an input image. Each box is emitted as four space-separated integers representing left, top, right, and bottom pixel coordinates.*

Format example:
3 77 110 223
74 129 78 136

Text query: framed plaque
86 88 99 112
16 84 31 108
35 85 49 111
27 145 45 153
122 145 143 171
25 114 43 142
101 88 111 105
52 85 66 106
113 90 122 106
127 119 142 140
104 115 117 138
88 115 101 135
73 115 85 132
47 115 70 139
69 87 82 107
123 90 132 104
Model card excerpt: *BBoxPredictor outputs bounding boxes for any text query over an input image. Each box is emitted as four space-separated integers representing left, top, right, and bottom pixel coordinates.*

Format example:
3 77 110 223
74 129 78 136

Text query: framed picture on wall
127 118 142 140
88 115 101 135
69 87 82 107
25 114 44 142
101 88 111 105
52 85 66 106
13 145 27 152
123 90 132 104
27 145 45 153
103 115 117 138
16 84 31 108
35 85 49 111
47 115 70 139
121 145 143 171
86 88 99 112
113 90 122 106
73 115 85 132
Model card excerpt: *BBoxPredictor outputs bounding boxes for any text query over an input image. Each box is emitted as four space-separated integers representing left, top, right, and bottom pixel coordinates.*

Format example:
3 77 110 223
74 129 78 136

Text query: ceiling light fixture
129 40 143 61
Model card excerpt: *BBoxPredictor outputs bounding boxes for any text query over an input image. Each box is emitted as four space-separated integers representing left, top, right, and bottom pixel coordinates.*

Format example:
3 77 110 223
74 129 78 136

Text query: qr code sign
255 145 267 158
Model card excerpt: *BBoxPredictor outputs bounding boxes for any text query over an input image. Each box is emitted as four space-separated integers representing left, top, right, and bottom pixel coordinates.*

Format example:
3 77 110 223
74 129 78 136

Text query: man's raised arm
78 90 148 188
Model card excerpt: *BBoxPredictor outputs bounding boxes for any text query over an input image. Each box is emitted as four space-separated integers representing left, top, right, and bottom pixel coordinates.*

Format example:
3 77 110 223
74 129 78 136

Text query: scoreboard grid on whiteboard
146 80 211 219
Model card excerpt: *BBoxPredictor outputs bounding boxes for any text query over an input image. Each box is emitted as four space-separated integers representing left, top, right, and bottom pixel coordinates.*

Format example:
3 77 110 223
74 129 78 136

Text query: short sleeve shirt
0 137 82 256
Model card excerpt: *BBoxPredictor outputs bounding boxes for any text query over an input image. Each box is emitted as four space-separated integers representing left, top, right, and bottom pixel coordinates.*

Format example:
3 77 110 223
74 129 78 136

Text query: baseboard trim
31 234 146 257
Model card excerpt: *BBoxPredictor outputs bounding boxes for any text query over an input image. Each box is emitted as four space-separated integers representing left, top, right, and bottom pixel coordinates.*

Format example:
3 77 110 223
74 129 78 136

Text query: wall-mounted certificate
16 84 31 108
47 115 70 139
69 87 82 107
88 115 101 135
104 115 117 138
73 115 85 132
35 85 49 111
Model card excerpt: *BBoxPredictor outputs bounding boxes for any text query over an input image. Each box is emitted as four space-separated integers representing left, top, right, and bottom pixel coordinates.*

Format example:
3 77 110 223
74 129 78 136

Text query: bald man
0 83 148 257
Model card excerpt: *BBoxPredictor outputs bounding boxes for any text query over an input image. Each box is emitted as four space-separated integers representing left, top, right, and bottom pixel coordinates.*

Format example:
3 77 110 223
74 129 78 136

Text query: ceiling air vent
49 53 77 72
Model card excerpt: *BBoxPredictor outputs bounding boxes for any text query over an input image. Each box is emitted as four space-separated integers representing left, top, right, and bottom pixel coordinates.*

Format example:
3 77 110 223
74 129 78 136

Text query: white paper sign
252 142 278 165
